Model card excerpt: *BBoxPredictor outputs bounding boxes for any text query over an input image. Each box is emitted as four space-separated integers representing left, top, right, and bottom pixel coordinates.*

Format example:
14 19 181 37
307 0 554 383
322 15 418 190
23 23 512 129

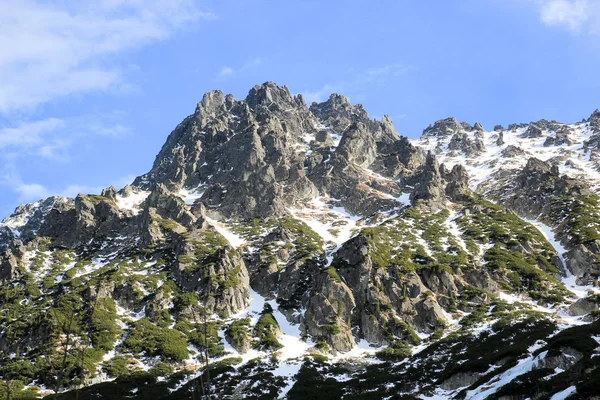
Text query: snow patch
549 385 577 400
115 190 149 215
206 217 247 248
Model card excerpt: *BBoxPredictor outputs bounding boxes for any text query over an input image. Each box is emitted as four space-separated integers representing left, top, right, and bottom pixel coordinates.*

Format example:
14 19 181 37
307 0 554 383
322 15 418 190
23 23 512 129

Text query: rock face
132 82 432 219
501 145 526 158
447 131 485 156
422 117 468 138
2 82 600 400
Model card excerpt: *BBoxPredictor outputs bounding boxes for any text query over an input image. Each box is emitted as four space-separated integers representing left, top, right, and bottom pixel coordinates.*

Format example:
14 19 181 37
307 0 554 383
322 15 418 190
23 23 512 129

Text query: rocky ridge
0 83 598 400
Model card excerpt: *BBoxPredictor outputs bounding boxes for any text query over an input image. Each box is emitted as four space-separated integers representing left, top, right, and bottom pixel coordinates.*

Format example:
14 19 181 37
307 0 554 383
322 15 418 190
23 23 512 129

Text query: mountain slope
0 83 599 400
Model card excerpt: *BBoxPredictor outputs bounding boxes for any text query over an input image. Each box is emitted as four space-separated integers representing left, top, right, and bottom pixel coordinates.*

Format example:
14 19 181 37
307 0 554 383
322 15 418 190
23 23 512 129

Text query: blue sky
1 0 600 218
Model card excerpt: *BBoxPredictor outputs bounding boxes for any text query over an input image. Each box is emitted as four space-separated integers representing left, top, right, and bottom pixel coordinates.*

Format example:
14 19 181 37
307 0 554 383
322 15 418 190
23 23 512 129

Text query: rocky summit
1 82 599 400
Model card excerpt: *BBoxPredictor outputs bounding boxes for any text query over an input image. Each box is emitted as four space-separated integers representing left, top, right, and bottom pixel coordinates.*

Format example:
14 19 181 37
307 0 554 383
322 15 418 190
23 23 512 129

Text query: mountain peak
245 81 297 110
422 117 472 138
3 84 600 400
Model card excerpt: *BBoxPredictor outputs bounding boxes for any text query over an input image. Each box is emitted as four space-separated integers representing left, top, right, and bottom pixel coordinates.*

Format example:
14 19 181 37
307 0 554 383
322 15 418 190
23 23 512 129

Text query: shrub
124 318 189 362
90 297 120 351
102 355 133 378
253 305 283 351
226 318 251 350
376 340 412 361
149 361 174 377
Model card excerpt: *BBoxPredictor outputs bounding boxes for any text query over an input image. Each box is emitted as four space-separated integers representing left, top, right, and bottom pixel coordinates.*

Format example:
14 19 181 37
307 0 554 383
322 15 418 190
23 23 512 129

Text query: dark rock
173 243 250 317
422 117 465 138
496 131 505 146
501 145 526 158
568 297 599 316
447 131 485 156
521 124 544 138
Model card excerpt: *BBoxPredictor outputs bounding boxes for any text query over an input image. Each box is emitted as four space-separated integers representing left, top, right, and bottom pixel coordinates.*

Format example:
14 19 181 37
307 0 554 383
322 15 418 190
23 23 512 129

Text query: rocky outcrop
534 347 583 371
568 296 599 316
422 117 469 138
544 126 573 146
173 245 250 317
567 241 600 281
309 93 373 133
410 152 447 210
501 145 526 158
485 157 586 219
440 372 481 390
145 184 198 228
521 124 544 138
131 82 429 220
304 271 356 352
0 241 23 281
442 164 470 202
447 131 485 156
495 131 505 145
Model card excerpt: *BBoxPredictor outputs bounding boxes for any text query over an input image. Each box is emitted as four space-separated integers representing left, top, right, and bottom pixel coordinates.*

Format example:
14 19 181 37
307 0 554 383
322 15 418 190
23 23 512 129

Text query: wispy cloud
0 118 65 151
533 0 600 34
217 67 235 78
0 0 214 114
302 63 412 104
0 113 132 161
215 57 263 80
1 164 136 205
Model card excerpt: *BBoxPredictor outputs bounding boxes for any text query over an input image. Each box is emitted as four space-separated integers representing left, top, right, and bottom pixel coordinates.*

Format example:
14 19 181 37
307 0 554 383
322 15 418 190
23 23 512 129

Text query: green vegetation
83 194 111 205
321 323 341 335
323 266 342 283
173 292 199 313
253 304 283 351
356 207 468 273
457 197 569 302
102 355 136 378
149 362 174 377
124 318 189 362
376 340 412 361
191 230 229 260
233 216 324 261
90 297 120 351
278 217 324 258
226 318 251 350
152 215 183 232
176 320 226 358
552 194 600 244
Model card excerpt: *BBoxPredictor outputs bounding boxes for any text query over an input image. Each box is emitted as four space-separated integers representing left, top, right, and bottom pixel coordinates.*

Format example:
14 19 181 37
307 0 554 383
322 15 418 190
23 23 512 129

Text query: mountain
0 82 599 400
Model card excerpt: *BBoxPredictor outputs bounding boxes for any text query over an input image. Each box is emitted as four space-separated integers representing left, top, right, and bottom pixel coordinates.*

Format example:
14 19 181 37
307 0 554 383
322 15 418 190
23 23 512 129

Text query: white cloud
0 0 214 113
302 64 411 104
1 166 50 202
302 84 344 105
215 57 263 80
533 0 600 34
1 163 137 205
218 67 235 78
0 118 65 150
14 183 52 203
0 115 131 160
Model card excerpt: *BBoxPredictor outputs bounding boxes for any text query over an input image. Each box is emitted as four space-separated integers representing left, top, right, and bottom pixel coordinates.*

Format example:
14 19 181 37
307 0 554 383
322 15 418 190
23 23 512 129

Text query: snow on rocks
272 360 303 399
549 386 577 400
178 187 205 205
522 217 600 299
465 348 548 400
289 195 362 252
0 201 41 236
205 216 247 248
115 189 149 215
413 122 600 192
